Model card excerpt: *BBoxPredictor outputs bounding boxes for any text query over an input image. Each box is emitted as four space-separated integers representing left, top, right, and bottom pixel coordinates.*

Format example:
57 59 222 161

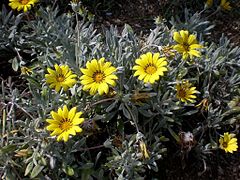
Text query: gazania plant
1 1 239 179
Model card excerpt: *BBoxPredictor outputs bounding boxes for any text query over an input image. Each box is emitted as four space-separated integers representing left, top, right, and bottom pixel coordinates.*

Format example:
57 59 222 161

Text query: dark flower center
222 142 228 148
59 118 72 131
93 71 105 83
57 74 65 82
20 0 29 5
178 88 187 98
145 64 157 75
183 42 190 51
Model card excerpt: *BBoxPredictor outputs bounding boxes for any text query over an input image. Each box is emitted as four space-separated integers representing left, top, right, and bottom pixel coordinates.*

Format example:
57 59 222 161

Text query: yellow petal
173 32 183 44
67 128 76 136
104 67 117 76
73 126 83 133
68 107 77 120
46 124 59 131
63 105 69 119
63 132 70 142
51 111 62 122
57 134 64 141
50 128 62 136
153 53 160 64
173 44 185 53
187 34 197 45
180 30 189 42
72 117 84 125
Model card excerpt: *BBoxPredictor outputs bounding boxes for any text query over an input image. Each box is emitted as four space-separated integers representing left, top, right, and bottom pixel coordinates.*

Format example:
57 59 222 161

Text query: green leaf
49 156 56 169
106 100 118 112
0 144 17 154
117 119 124 133
168 127 180 143
122 105 131 119
30 164 44 178
95 152 102 166
24 162 34 176
138 109 152 117
181 109 199 116
11 57 19 71
66 166 74 176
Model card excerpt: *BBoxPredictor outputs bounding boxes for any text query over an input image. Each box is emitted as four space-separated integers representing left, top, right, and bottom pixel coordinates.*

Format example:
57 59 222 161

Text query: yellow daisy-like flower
173 30 203 60
9 0 38 12
133 52 168 84
45 64 77 93
219 132 238 153
176 80 198 103
46 105 84 142
21 66 32 75
80 58 118 95
220 0 231 11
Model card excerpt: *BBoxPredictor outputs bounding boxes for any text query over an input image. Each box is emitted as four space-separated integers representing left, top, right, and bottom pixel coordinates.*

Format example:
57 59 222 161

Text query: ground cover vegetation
0 0 240 179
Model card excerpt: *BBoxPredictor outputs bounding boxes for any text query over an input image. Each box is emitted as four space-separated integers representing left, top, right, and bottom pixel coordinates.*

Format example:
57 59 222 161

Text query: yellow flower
133 52 168 84
45 64 77 93
9 0 38 12
80 58 118 95
160 45 176 59
139 141 150 159
176 80 198 103
173 30 203 60
46 105 84 142
196 98 209 111
21 66 32 75
206 0 213 7
220 0 232 11
219 132 238 153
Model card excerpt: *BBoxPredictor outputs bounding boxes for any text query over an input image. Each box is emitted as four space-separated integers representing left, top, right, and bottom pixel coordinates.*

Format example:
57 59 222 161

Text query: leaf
30 164 44 178
106 100 118 112
181 109 199 116
49 156 56 169
138 109 152 117
168 127 180 143
0 144 17 154
71 137 86 152
11 57 19 71
161 90 170 101
104 110 118 122
24 162 34 176
117 119 124 133
94 151 102 165
164 116 175 122
122 105 131 119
